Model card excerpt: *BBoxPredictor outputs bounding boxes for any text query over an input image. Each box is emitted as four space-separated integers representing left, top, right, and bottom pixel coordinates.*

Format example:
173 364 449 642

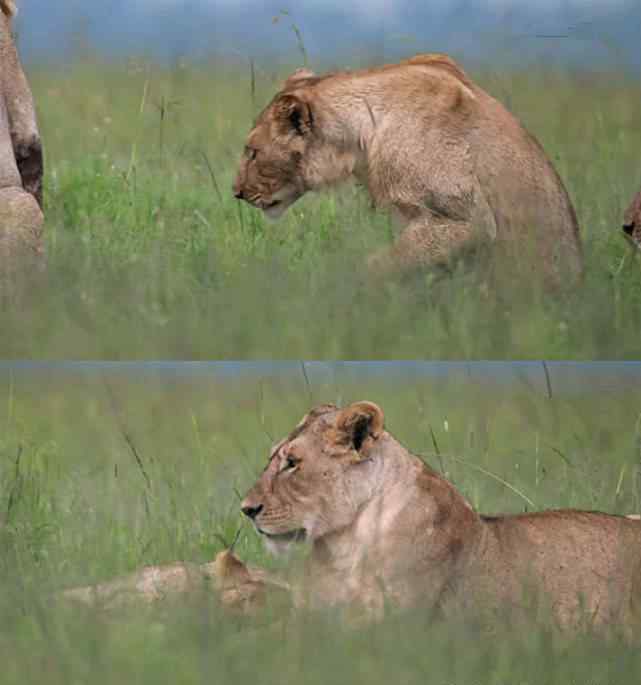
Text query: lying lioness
0 0 44 269
237 401 641 633
233 54 583 288
67 401 641 638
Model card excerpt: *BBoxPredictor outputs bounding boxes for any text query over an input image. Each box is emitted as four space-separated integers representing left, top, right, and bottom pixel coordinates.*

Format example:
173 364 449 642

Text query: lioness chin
233 54 583 289
238 401 641 636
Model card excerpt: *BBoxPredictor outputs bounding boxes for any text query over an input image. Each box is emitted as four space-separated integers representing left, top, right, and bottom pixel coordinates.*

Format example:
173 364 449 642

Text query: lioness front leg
367 216 477 276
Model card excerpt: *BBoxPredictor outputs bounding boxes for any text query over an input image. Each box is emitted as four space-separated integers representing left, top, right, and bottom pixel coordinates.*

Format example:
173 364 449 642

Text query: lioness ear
283 68 316 90
337 401 385 453
277 94 313 135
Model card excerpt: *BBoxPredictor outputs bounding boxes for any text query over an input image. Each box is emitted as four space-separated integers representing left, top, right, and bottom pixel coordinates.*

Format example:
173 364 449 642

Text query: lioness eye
246 147 257 161
285 456 299 470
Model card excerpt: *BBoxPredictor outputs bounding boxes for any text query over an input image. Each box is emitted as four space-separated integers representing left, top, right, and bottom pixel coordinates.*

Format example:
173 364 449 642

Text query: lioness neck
310 435 483 609
314 433 482 571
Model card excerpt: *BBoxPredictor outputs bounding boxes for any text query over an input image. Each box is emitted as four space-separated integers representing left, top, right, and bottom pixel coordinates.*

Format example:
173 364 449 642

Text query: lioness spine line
0 0 16 17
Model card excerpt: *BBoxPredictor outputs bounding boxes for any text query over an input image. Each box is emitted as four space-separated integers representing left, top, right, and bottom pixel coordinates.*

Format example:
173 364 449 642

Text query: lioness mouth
259 528 306 543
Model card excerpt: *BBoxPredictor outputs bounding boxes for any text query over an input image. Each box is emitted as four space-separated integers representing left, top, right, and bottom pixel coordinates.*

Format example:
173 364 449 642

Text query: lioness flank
0 0 44 266
233 54 583 288
238 401 641 634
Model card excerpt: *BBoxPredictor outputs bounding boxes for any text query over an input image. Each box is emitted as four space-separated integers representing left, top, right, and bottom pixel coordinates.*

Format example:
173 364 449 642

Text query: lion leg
2 9 44 209
367 216 478 276
0 186 44 268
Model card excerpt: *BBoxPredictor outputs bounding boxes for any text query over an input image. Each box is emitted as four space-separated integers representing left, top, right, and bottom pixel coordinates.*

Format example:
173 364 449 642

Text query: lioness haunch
233 54 583 289
238 401 641 633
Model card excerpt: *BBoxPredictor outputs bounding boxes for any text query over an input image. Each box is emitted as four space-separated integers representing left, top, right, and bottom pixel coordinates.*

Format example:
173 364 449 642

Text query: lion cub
233 54 583 288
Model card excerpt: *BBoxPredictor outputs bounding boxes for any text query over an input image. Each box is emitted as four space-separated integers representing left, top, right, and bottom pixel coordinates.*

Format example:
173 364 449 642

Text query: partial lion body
0 2 44 280
234 55 583 289
623 187 641 248
0 1 15 17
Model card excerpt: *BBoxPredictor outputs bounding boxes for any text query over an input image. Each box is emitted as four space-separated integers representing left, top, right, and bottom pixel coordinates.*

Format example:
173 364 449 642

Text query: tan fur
0 3 44 275
238 401 641 635
62 553 291 615
623 187 641 248
233 54 583 288
0 0 15 17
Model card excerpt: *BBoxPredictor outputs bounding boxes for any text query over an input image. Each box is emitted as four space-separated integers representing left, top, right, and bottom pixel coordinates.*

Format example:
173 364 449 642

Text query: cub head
232 68 322 220
623 188 641 249
240 401 386 555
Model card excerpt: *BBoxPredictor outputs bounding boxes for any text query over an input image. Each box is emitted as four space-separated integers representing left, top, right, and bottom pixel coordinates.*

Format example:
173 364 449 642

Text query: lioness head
241 401 385 555
232 68 337 220
623 188 641 248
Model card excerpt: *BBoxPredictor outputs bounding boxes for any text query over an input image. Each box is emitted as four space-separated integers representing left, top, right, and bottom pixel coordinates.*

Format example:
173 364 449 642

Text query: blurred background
15 0 641 70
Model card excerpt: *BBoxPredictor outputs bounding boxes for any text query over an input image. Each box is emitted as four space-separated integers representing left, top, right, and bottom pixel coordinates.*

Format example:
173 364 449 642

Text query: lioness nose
241 503 263 520
233 185 245 200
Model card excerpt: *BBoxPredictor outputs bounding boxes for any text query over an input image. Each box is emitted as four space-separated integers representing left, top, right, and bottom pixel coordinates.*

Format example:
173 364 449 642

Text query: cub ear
283 68 316 90
336 401 385 453
277 94 313 135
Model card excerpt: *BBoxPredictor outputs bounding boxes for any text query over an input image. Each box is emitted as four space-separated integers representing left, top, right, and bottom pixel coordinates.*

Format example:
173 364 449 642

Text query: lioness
0 0 44 268
623 187 641 249
233 55 583 288
237 401 641 634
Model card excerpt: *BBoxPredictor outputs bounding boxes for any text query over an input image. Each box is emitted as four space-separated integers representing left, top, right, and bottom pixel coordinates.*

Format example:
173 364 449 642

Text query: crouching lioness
237 401 641 634
233 55 583 288
0 0 44 269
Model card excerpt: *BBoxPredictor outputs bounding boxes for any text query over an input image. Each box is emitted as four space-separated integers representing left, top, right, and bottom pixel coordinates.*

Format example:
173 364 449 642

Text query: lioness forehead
269 404 338 458
288 404 338 439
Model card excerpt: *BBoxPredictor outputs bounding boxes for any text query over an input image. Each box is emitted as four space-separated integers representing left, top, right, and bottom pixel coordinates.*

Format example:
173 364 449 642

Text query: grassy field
1 56 641 358
0 366 641 682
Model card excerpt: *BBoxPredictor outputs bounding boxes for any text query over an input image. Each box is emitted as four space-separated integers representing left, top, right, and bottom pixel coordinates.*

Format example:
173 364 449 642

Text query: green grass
1 368 641 682
2 58 641 358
